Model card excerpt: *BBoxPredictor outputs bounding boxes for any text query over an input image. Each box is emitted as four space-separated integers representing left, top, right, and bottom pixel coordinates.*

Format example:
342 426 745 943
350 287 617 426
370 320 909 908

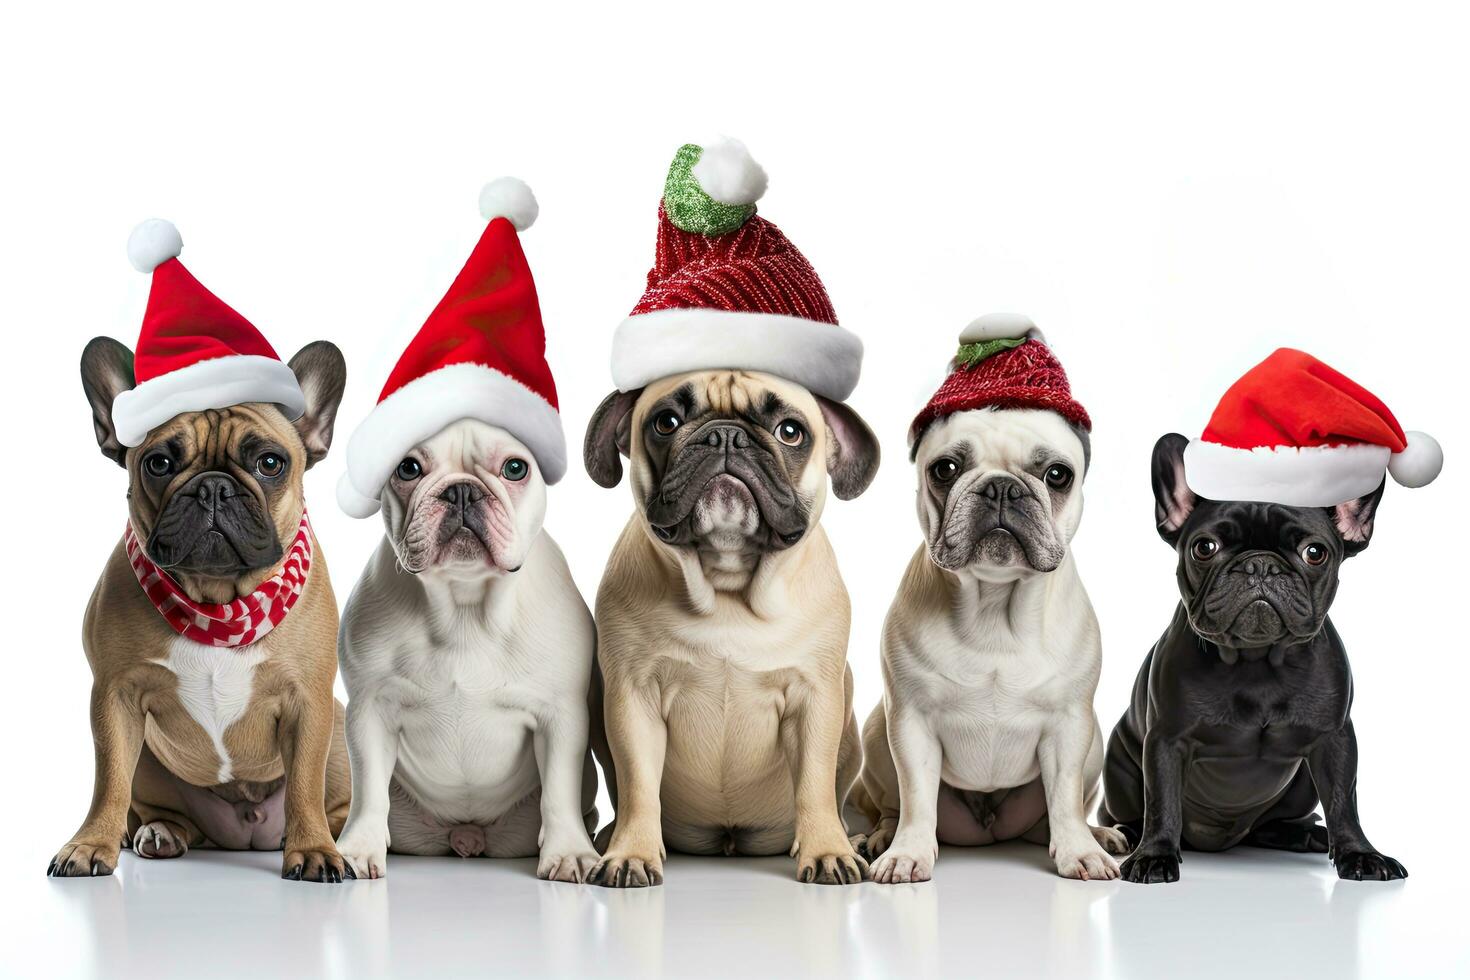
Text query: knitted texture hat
609 138 863 400
1183 347 1442 506
337 178 565 519
111 220 305 447
909 313 1089 448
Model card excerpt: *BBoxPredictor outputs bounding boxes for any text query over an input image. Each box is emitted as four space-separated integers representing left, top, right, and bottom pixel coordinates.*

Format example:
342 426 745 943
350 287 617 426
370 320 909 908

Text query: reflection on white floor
17 843 1461 979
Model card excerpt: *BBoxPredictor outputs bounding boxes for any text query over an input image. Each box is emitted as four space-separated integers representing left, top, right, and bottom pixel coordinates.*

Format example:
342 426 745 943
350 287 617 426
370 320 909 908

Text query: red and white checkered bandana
124 510 313 648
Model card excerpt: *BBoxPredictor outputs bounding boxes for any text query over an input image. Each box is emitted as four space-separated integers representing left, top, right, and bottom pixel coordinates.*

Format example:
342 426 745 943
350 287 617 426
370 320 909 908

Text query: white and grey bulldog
851 321 1128 882
333 419 605 881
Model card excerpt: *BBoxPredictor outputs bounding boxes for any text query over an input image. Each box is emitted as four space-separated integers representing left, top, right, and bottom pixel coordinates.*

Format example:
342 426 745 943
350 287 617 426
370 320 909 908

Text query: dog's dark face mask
80 337 346 604
584 370 880 564
1151 432 1382 650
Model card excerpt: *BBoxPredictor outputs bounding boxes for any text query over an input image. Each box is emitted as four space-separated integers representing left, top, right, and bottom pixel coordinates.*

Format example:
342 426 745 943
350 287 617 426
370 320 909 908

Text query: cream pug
852 316 1127 882
583 139 878 886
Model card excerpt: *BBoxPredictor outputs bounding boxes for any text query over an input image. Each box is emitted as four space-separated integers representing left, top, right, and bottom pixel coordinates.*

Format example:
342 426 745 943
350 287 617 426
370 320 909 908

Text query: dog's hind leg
1243 768 1328 853
128 745 204 859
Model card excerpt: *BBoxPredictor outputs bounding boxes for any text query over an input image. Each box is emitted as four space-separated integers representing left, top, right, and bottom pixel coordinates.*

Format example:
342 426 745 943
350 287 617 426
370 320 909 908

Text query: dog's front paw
1334 849 1407 881
133 820 189 860
588 850 663 888
48 837 121 878
869 834 935 884
1120 845 1181 884
794 841 868 885
282 841 348 883
1051 838 1121 881
537 842 599 884
852 819 896 860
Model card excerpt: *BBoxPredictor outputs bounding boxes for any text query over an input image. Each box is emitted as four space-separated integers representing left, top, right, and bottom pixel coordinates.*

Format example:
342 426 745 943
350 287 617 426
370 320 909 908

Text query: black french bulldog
1098 433 1407 883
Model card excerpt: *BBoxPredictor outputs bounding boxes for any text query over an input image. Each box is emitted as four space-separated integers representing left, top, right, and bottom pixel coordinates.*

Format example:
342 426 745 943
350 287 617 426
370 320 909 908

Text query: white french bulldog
852 406 1129 881
334 419 603 881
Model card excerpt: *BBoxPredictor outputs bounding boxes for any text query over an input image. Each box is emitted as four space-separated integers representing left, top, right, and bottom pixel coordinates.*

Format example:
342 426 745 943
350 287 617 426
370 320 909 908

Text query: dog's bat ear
1151 432 1198 544
80 337 136 467
817 396 881 500
584 389 641 488
287 341 347 469
1330 479 1385 557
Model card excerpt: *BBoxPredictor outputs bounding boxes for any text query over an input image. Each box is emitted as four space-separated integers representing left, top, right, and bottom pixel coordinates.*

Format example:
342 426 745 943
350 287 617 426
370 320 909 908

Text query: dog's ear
816 396 881 500
1151 432 1198 544
287 341 347 469
1330 479 1385 557
80 337 136 467
584 389 641 488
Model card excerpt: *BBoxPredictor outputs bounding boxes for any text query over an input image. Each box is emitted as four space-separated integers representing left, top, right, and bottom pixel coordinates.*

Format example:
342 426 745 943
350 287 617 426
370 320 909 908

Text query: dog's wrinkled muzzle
147 471 282 575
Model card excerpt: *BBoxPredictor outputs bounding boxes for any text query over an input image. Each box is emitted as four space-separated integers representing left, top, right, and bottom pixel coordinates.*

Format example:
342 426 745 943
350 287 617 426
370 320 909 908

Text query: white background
2 2 1466 978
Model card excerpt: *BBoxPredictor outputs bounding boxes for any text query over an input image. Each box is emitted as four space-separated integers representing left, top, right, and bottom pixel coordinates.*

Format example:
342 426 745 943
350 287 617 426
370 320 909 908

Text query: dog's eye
775 419 805 446
396 458 422 481
652 411 682 436
1044 464 1074 491
143 452 173 478
501 457 529 482
255 453 285 478
1191 537 1220 561
1301 542 1329 566
929 458 959 484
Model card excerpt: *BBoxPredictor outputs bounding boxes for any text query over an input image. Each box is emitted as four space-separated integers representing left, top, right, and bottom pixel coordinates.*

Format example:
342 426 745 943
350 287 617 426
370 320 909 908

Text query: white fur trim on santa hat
1387 430 1442 488
959 312 1047 346
1183 439 1392 507
611 307 863 401
111 354 306 448
478 177 538 231
127 219 184 273
337 361 567 518
691 137 768 207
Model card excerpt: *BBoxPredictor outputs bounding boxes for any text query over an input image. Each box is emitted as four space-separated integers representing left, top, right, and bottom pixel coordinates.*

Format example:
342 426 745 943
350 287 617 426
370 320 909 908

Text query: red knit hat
610 138 863 400
909 314 1089 448
111 220 306 447
1182 347 1442 506
337 178 564 518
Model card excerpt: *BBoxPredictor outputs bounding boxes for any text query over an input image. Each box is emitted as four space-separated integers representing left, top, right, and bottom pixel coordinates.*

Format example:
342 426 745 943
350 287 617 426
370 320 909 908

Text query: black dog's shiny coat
1099 434 1406 884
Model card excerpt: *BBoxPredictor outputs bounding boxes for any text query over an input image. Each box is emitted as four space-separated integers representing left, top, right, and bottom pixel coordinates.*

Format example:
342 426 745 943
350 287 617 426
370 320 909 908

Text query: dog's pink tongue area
450 824 485 858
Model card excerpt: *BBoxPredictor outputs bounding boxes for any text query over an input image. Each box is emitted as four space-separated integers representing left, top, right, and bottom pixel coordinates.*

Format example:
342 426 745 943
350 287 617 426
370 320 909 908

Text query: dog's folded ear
287 341 347 469
80 337 136 467
1330 479 1385 557
584 389 641 488
1152 432 1198 544
817 396 881 500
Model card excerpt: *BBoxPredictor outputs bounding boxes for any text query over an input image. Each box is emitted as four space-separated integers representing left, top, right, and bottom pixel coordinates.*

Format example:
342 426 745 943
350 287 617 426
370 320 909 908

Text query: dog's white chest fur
389 645 543 822
154 635 266 783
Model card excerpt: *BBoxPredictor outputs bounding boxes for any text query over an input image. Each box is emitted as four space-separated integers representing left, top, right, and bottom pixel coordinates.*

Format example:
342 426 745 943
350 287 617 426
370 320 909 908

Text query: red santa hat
111 219 306 447
610 138 864 400
337 178 564 518
909 314 1090 448
1182 348 1443 506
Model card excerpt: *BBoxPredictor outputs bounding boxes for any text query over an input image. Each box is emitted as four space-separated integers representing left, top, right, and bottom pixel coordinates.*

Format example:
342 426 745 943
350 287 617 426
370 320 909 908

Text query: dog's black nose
701 423 749 451
979 476 1027 501
1235 555 1284 582
437 482 485 510
193 474 237 510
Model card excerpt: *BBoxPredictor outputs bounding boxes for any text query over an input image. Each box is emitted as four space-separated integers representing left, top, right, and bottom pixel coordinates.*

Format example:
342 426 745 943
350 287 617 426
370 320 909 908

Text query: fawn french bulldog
51 220 350 881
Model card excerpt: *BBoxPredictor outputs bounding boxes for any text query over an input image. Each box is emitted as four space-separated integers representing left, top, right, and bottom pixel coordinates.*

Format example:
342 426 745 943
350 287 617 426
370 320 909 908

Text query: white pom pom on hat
479 177 538 231
127 219 183 273
1388 430 1444 488
691 136 769 207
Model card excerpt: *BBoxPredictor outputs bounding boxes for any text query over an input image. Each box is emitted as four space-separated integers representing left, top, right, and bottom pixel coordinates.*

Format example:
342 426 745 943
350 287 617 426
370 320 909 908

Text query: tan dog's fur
52 344 351 881
592 371 868 886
